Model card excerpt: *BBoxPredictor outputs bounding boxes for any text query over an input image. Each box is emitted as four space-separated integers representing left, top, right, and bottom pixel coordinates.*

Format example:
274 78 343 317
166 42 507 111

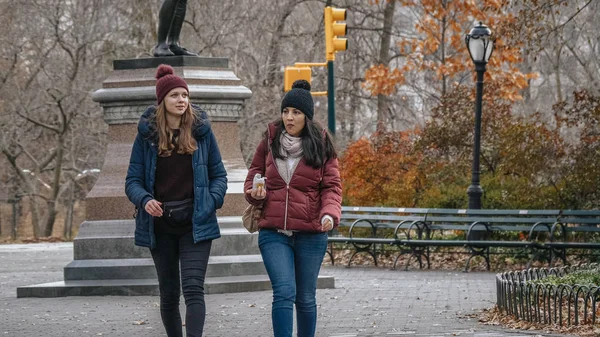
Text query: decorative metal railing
496 264 600 326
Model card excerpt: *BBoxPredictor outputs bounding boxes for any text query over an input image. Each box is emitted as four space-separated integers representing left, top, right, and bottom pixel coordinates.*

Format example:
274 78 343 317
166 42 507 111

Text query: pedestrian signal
284 67 311 92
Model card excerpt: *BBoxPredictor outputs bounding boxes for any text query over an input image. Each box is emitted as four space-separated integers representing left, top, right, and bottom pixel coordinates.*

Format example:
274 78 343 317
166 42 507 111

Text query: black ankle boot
169 44 198 56
153 44 175 57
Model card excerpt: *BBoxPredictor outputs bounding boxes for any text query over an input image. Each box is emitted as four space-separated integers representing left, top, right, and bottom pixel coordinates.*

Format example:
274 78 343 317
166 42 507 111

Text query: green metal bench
401 209 561 272
329 207 600 271
329 207 563 271
326 206 427 267
546 210 600 265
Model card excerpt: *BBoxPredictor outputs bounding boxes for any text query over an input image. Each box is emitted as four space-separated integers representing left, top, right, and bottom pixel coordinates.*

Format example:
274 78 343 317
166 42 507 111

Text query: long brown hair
154 102 198 156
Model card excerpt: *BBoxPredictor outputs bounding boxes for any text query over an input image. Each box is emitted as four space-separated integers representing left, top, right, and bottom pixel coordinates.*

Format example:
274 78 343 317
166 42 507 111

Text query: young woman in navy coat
125 64 227 337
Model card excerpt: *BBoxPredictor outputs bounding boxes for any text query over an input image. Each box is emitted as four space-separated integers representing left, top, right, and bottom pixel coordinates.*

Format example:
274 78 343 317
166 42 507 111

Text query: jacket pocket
303 194 311 222
305 192 318 221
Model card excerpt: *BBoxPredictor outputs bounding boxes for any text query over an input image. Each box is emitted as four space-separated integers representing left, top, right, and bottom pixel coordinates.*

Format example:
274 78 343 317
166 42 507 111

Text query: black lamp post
465 22 494 209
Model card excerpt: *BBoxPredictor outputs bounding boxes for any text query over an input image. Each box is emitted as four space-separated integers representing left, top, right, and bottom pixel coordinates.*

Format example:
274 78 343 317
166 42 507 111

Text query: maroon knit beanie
155 64 189 105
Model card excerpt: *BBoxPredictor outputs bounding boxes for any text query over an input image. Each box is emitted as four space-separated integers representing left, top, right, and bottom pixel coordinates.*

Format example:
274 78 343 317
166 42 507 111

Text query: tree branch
15 110 60 133
550 0 593 34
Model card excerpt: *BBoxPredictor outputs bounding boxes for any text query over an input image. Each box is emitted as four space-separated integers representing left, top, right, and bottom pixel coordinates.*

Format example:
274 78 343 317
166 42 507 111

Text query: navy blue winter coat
125 105 228 249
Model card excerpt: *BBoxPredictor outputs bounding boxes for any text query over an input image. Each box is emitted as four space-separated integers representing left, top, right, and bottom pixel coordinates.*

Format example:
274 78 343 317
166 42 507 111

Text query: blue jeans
258 229 328 337
150 231 212 337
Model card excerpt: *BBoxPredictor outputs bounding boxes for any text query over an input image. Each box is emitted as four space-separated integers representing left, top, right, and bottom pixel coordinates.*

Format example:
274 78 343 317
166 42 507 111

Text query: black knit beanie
281 80 314 120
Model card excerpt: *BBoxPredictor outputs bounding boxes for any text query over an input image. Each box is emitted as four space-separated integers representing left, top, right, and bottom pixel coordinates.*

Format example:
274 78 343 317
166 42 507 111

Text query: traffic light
324 7 347 61
284 66 311 92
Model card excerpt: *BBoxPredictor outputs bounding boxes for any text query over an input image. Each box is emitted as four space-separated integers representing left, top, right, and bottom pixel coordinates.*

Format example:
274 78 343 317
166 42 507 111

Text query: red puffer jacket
244 123 342 232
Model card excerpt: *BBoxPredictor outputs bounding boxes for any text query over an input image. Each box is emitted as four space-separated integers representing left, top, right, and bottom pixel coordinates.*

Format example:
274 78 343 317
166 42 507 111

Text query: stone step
73 220 258 260
207 255 266 277
64 255 266 280
64 258 156 280
17 279 159 297
216 216 243 229
16 275 335 298
212 228 259 255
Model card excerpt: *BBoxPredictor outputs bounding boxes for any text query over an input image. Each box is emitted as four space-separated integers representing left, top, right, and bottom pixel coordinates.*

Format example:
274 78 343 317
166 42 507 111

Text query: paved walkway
0 243 572 337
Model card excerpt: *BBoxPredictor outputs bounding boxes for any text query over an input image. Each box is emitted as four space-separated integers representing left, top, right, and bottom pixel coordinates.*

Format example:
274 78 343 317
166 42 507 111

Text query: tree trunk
265 1 297 87
43 201 57 237
521 48 532 104
347 60 360 142
550 11 563 102
440 0 448 99
11 201 19 240
376 0 395 132
2 151 41 238
42 135 65 237
63 186 74 240
554 48 563 102
29 196 40 239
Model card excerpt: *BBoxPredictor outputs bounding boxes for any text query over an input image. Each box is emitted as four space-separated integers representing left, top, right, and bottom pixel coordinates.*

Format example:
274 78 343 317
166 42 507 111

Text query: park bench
326 206 428 267
399 208 561 272
326 207 597 271
545 210 600 266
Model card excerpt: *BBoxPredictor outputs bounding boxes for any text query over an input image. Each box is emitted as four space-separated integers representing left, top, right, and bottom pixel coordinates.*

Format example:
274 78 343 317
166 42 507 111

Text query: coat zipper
284 184 290 230
279 157 301 231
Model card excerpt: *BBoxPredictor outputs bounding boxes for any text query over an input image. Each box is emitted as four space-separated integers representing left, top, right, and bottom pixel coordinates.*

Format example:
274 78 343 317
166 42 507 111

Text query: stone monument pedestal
17 56 334 297
86 56 249 220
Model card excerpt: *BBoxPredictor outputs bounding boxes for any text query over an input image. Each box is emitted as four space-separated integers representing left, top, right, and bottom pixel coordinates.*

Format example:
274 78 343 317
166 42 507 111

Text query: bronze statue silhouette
153 0 198 57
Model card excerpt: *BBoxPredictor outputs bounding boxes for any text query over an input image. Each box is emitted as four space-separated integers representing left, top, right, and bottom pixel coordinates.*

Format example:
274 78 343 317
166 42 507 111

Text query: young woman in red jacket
244 80 342 337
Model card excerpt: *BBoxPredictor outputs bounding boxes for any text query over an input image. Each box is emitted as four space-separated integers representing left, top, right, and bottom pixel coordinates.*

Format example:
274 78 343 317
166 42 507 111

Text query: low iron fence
496 264 600 326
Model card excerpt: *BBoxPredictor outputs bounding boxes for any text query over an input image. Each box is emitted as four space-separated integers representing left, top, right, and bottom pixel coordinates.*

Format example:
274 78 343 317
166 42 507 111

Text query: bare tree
0 0 147 237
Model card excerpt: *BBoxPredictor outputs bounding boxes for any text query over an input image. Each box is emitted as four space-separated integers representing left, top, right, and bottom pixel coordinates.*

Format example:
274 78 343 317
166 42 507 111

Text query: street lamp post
465 22 494 209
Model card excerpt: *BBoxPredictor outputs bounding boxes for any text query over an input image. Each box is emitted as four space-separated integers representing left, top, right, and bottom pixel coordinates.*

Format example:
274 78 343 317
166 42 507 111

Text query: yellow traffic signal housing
324 7 348 61
284 66 312 92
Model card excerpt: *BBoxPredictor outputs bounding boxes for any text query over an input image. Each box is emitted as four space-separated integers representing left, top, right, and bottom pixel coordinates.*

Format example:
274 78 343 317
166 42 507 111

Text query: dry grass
479 306 600 337
324 246 565 272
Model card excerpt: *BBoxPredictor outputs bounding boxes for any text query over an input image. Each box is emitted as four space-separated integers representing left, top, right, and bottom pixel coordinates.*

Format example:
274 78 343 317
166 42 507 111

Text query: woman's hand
245 186 266 200
321 217 333 232
145 199 163 217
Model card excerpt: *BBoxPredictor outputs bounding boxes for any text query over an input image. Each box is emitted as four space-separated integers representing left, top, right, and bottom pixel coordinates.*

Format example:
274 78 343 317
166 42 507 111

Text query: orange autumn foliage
340 130 427 206
364 0 537 102
341 88 600 210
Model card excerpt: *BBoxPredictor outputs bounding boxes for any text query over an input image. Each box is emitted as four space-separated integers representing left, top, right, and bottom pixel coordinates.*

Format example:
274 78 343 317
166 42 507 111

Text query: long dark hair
270 119 337 169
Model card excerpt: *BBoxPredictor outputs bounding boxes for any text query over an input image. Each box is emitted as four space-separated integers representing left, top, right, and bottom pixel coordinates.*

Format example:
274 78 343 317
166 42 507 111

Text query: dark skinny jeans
150 231 212 337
